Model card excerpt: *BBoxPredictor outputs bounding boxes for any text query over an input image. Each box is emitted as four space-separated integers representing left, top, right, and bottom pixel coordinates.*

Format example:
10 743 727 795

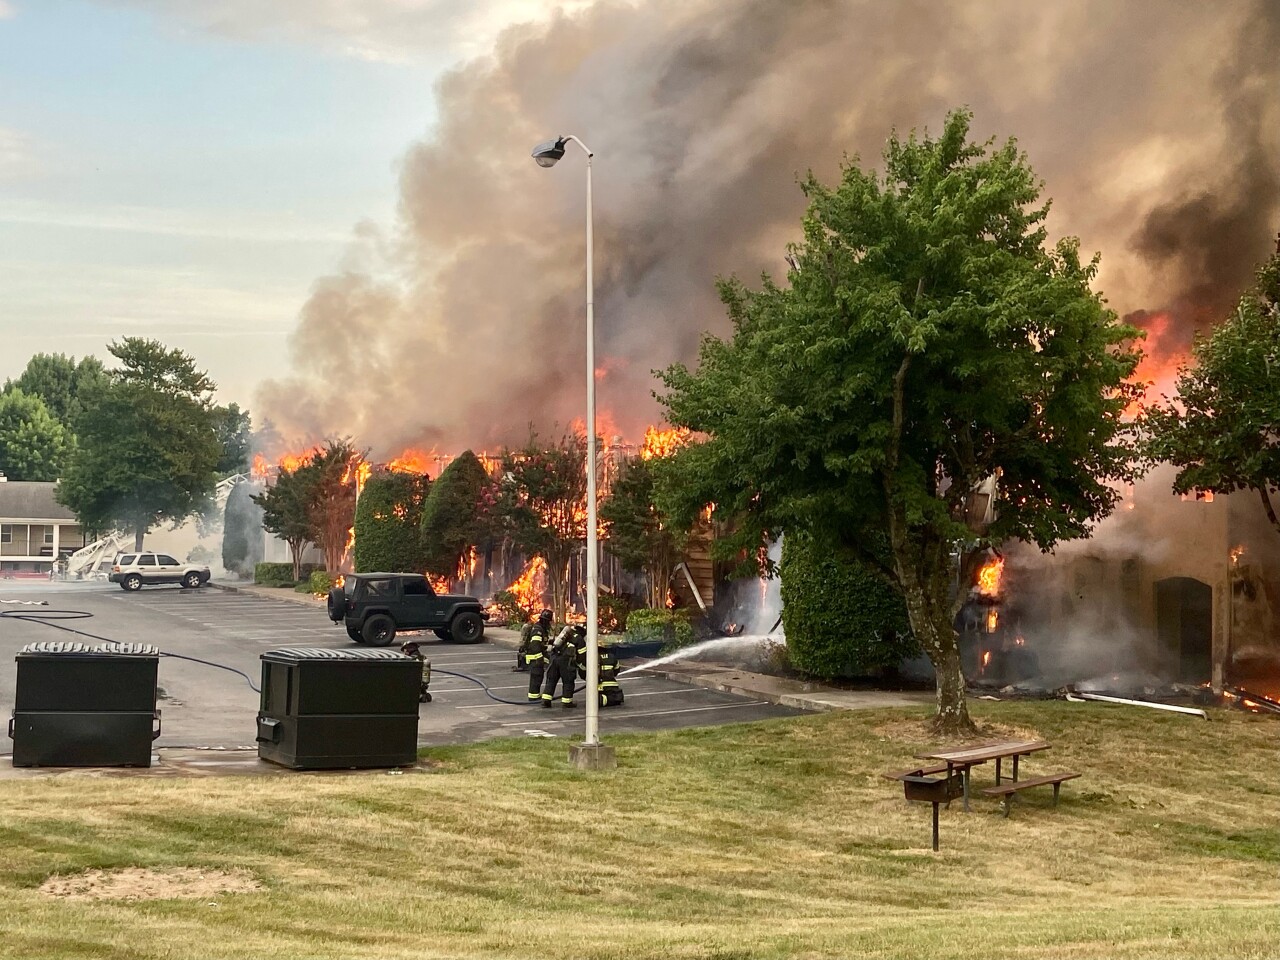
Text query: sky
0 0 577 404
2 0 1277 455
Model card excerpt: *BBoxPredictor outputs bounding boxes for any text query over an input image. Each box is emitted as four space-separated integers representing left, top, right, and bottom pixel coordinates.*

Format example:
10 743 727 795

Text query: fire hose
0 608 263 693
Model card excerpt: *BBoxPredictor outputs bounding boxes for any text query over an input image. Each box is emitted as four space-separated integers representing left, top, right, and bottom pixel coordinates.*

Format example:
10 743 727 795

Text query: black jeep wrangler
326 573 488 646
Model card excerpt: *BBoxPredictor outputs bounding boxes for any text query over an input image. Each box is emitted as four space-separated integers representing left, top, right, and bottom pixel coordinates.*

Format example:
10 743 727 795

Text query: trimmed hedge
254 562 322 587
421 450 489 578
625 607 694 651
354 470 431 573
222 480 264 577
779 532 917 679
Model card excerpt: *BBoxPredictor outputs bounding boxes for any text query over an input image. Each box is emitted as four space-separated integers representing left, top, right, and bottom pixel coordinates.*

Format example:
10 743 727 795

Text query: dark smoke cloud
255 0 1280 456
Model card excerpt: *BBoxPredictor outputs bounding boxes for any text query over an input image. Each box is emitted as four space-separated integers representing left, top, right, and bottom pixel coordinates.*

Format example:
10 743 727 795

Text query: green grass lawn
2 702 1279 959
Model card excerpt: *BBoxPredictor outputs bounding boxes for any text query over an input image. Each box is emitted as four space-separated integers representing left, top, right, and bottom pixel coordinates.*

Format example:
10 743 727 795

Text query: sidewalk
638 660 933 713
209 581 929 714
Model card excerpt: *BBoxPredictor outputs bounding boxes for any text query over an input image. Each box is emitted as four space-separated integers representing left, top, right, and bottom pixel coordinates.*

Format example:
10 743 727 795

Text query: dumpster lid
261 647 412 663
18 641 160 657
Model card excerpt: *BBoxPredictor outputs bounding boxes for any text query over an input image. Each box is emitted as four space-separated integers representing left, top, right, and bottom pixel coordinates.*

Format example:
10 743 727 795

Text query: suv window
157 555 178 565
402 578 432 596
363 579 396 598
138 555 157 566
118 554 136 565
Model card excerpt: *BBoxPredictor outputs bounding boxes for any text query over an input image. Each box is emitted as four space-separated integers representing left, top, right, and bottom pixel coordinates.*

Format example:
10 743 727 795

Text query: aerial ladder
63 531 132 580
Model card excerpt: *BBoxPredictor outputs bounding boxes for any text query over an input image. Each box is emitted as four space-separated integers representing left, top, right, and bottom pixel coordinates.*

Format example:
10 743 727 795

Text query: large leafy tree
354 469 431 573
599 455 689 609
305 440 364 575
253 466 317 581
0 389 72 481
1144 239 1280 530
491 431 588 621
57 338 221 550
658 111 1142 733
421 450 491 581
211 402 253 477
4 353 107 427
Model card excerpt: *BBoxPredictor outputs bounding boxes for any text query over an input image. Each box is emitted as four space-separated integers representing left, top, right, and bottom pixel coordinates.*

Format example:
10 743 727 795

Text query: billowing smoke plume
256 0 1280 455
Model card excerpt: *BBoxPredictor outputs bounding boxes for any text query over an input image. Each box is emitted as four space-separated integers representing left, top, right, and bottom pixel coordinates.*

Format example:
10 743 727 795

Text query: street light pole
531 134 612 766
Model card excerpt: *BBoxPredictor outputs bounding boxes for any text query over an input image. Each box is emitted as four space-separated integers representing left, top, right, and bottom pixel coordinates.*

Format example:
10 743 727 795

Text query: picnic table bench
914 739 1051 811
982 771 1081 817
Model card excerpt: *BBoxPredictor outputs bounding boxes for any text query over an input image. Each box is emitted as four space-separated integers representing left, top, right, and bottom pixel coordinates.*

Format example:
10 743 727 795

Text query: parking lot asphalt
0 581 802 753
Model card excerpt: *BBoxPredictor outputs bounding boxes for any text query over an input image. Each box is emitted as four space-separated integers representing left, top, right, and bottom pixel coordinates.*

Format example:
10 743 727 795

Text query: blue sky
0 0 450 403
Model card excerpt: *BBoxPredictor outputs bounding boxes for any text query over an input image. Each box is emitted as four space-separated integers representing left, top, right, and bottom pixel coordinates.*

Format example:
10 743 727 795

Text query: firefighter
597 641 624 707
400 640 432 703
521 609 553 703
542 623 582 708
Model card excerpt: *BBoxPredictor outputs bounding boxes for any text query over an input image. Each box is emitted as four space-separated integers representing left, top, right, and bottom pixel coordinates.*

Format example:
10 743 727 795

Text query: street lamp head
531 137 567 168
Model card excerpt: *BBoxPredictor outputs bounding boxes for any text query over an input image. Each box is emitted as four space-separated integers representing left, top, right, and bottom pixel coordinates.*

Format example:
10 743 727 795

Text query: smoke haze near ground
254 0 1280 456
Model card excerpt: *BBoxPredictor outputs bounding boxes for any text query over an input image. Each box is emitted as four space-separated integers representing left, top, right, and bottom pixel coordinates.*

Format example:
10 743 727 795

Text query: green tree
1144 240 1280 531
222 479 264 577
780 532 916 680
57 338 221 550
253 466 318 582
4 353 107 427
0 389 72 481
658 111 1141 733
600 456 689 609
354 469 431 573
490 431 588 621
211 403 253 477
421 450 492 581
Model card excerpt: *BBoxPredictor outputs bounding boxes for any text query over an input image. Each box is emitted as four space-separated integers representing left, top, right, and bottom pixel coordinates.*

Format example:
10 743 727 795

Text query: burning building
983 466 1280 695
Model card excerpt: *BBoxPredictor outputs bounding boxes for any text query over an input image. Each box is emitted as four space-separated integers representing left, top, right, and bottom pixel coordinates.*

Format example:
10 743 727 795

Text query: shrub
596 590 632 634
492 589 533 626
625 607 694 651
298 570 336 595
779 531 917 679
354 470 430 573
254 561 321 587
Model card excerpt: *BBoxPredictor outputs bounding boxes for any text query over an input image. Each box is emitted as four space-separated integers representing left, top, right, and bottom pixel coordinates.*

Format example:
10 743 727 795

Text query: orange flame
388 448 435 475
640 425 693 460
504 556 547 613
976 556 1004 597
427 574 451 594
1230 545 1245 565
981 650 992 672
985 608 999 633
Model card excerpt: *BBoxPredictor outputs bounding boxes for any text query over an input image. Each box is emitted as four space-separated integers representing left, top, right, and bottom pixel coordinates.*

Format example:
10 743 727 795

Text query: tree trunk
288 539 304 582
900 579 976 735
134 526 145 551
547 551 571 622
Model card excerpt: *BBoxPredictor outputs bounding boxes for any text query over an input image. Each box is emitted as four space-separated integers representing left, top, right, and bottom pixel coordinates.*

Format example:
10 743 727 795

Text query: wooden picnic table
914 739 1050 811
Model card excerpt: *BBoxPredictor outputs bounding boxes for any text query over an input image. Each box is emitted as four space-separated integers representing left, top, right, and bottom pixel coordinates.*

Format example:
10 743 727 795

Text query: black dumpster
256 648 420 770
9 642 161 767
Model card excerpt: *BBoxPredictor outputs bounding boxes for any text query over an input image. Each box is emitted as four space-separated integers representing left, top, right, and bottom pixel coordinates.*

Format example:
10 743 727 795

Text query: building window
0 525 9 544
1180 489 1215 503
45 528 54 544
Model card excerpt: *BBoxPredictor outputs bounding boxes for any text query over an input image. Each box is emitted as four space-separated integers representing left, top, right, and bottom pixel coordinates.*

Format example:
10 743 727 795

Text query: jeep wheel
181 571 203 589
122 574 143 592
362 614 397 646
346 625 365 644
449 611 484 644
433 628 453 642
327 587 347 623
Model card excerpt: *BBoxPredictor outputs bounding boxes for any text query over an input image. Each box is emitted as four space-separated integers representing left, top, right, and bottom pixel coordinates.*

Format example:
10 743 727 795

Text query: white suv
109 551 211 591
